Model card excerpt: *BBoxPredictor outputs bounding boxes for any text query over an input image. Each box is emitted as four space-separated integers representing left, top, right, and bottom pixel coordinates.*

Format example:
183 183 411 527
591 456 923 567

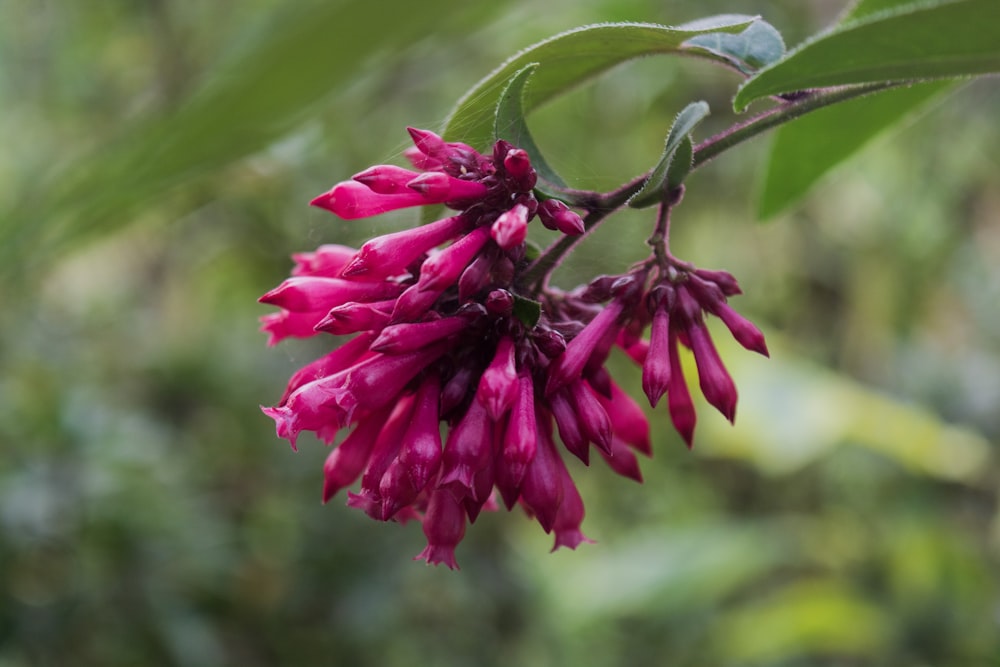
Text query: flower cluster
259 128 767 568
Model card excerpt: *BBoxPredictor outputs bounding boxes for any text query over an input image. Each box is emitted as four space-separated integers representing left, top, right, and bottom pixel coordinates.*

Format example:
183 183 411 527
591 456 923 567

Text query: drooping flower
259 127 766 568
638 269 769 446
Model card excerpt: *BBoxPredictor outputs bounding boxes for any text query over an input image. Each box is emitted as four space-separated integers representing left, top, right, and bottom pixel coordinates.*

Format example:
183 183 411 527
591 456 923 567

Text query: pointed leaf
494 64 568 190
444 17 758 150
629 101 709 208
754 0 956 217
512 294 542 328
684 19 786 75
665 135 694 191
757 80 952 218
735 0 1000 111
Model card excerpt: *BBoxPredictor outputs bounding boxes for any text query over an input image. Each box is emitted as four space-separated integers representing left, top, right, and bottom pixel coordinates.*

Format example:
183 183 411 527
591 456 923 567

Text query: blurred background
1 0 998 665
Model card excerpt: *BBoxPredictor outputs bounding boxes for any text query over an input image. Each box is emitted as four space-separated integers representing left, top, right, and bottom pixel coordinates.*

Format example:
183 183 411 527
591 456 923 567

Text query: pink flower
631 269 768 445
259 126 767 568
496 371 538 508
341 215 467 279
258 276 403 313
476 335 519 420
551 462 595 551
538 199 585 236
314 300 394 336
642 294 672 406
491 204 529 250
545 295 627 396
323 405 392 502
415 486 467 570
259 308 329 346
518 411 565 534
438 398 494 501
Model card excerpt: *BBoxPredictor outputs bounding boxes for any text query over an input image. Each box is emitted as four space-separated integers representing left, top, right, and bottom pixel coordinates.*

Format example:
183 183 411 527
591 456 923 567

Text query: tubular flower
258 127 766 568
637 269 769 447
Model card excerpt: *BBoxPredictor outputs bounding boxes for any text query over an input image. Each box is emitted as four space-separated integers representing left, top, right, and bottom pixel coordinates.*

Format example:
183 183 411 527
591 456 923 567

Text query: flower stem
692 82 903 169
520 177 645 294
523 82 904 292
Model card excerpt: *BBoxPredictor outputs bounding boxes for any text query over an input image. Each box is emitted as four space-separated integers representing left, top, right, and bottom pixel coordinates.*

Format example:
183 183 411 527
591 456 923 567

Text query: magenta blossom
259 127 765 568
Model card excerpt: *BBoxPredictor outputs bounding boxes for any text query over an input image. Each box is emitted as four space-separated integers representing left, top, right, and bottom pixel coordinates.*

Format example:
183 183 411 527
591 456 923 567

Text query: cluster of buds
618 268 769 445
259 128 767 568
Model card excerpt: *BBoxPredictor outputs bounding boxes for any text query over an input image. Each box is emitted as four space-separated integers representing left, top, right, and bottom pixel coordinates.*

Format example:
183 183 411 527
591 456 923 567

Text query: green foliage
444 16 757 150
757 81 950 217
683 17 786 74
753 0 964 216
628 101 709 208
494 64 569 194
735 0 1000 110
512 294 543 329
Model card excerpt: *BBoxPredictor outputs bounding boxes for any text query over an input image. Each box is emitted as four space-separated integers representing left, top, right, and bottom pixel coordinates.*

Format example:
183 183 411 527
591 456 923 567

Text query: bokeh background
2 0 999 665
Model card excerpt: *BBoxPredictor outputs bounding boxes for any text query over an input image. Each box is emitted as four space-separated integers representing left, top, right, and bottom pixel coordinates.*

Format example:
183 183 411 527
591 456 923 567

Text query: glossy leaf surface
735 0 1000 111
444 17 758 150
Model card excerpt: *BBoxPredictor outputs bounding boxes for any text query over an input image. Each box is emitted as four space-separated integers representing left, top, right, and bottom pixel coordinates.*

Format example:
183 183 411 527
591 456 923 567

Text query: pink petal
310 180 433 219
476 336 519 420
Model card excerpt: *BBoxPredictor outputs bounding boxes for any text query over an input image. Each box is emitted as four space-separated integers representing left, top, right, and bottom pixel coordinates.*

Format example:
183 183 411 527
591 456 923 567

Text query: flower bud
551 463 594 552
598 380 651 456
341 214 466 279
418 225 492 293
371 316 468 354
597 436 644 483
347 395 417 519
687 321 738 423
476 336 519 420
667 331 697 447
414 487 467 570
642 303 672 407
537 199 584 235
533 327 566 358
292 244 358 277
352 165 421 194
502 148 537 191
311 180 433 219
485 289 514 317
497 372 538 508
406 171 489 201
519 412 565 534
490 203 530 250
314 300 394 336
546 298 626 396
568 381 612 456
549 388 589 464
258 276 404 313
380 375 443 518
322 405 393 502
438 399 494 501
694 268 742 296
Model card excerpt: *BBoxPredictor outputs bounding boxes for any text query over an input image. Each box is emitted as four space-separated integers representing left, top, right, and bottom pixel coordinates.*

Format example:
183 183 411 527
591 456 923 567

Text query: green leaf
493 64 568 191
753 0 957 217
684 18 786 74
757 81 951 218
735 0 1000 111
665 136 694 191
444 17 758 151
629 101 709 208
512 294 542 328
843 0 927 22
